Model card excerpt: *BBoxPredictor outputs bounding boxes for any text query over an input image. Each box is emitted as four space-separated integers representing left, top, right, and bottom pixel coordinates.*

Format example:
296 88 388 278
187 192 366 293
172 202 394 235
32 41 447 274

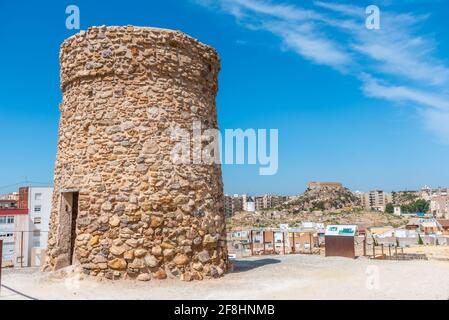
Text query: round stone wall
44 26 228 281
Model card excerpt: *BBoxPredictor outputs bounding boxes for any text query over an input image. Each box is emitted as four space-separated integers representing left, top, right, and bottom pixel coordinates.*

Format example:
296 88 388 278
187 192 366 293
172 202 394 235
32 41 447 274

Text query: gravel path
1 254 449 300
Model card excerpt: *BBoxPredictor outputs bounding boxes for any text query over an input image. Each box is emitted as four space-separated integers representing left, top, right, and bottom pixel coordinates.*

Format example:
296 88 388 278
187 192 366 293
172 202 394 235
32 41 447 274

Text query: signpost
325 225 358 259
250 230 254 256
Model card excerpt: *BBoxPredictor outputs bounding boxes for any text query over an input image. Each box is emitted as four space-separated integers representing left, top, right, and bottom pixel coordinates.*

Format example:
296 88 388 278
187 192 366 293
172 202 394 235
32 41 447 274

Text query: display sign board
325 225 357 237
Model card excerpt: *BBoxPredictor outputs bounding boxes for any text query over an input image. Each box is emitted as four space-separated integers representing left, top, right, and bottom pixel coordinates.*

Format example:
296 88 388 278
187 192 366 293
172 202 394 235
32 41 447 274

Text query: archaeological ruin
44 26 228 281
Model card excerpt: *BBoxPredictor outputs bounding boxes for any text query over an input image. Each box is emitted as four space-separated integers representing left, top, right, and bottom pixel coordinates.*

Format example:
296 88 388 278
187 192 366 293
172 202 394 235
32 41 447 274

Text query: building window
0 216 6 224
7 216 14 224
34 217 42 224
33 239 41 247
34 205 41 212
35 193 42 201
33 230 41 236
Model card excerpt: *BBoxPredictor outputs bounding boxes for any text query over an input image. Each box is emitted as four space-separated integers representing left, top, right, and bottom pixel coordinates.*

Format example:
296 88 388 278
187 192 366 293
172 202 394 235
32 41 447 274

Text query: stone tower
44 26 228 281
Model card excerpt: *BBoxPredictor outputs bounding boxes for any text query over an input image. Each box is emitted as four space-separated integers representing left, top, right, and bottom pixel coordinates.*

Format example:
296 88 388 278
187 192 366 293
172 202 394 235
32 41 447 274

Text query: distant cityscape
2 181 449 268
226 182 449 261
225 182 449 219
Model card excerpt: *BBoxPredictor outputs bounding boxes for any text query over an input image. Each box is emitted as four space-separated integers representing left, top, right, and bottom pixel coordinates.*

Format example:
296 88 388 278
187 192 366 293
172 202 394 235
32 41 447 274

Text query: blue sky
1 0 449 195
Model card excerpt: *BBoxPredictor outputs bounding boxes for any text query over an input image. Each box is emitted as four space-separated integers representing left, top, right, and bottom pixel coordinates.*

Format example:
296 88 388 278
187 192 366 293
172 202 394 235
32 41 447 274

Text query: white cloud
314 1 362 17
266 21 351 67
422 109 449 144
229 0 318 20
216 0 353 69
361 74 449 111
354 40 449 86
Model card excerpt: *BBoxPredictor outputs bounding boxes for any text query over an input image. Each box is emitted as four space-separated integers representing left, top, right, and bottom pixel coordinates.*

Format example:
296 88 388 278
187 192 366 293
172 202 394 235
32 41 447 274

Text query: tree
385 203 394 214
372 235 378 246
418 234 424 245
413 199 430 213
401 199 430 214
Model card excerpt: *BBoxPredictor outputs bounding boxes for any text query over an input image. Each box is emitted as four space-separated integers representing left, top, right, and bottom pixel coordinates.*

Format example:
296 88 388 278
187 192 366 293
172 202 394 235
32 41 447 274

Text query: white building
0 186 53 267
27 187 53 251
245 197 256 212
0 214 19 265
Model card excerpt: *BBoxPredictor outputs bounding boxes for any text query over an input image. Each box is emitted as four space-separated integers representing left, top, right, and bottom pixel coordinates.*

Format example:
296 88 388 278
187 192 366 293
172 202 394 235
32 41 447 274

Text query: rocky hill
227 210 405 231
226 184 407 231
285 184 361 213
392 191 420 205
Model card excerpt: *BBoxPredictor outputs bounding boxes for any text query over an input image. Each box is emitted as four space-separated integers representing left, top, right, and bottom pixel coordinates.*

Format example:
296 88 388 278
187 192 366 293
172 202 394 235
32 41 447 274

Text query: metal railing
355 237 428 260
227 230 322 258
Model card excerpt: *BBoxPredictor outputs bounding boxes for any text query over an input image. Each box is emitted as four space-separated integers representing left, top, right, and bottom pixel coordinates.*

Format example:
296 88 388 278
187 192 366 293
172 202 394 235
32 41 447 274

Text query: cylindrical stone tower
44 26 228 281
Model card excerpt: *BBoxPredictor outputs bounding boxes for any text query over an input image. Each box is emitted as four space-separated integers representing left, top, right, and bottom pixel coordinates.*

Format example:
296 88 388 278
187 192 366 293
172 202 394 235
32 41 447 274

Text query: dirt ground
1 254 449 300
402 245 449 260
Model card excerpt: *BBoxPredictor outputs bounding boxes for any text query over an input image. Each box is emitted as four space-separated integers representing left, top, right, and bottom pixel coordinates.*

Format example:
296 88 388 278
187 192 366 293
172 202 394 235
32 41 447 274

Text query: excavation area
1 254 449 300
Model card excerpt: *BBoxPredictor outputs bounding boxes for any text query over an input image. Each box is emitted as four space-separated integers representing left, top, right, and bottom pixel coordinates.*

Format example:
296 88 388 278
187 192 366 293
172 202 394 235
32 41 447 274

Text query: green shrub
418 234 424 245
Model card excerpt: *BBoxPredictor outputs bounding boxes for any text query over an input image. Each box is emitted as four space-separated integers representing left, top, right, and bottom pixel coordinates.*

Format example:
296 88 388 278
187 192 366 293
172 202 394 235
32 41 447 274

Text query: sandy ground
1 254 449 300
403 245 449 260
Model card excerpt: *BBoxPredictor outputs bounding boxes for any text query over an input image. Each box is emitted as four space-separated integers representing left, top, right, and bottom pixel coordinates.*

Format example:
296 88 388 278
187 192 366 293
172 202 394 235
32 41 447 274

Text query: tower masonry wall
44 26 228 281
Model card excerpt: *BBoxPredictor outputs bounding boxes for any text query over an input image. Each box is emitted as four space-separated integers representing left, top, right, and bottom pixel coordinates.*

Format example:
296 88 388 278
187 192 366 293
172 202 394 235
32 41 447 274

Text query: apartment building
430 196 449 218
264 194 287 209
0 199 17 209
224 193 288 215
418 186 449 218
420 186 448 201
224 194 244 217
0 186 53 267
0 210 28 265
225 194 253 216
0 192 19 201
26 187 52 251
255 194 288 210
358 190 393 212
255 196 264 211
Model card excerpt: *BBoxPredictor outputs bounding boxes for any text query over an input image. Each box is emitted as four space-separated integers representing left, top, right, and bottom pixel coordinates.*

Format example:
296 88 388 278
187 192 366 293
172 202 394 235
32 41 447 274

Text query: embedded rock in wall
43 25 228 280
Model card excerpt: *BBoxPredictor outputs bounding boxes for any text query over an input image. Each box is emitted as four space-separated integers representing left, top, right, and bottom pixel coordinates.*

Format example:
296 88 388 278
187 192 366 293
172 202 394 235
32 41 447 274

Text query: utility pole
21 231 24 268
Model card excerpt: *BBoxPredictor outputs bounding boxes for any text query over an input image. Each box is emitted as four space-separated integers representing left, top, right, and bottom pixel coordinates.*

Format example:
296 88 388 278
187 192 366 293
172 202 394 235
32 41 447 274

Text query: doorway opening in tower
58 191 79 266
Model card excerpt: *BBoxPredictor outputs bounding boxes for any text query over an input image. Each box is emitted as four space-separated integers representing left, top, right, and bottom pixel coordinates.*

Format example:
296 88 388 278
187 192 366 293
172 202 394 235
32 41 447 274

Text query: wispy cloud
361 74 449 111
195 0 449 142
264 21 352 68
422 109 449 144
314 1 362 16
230 0 320 20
